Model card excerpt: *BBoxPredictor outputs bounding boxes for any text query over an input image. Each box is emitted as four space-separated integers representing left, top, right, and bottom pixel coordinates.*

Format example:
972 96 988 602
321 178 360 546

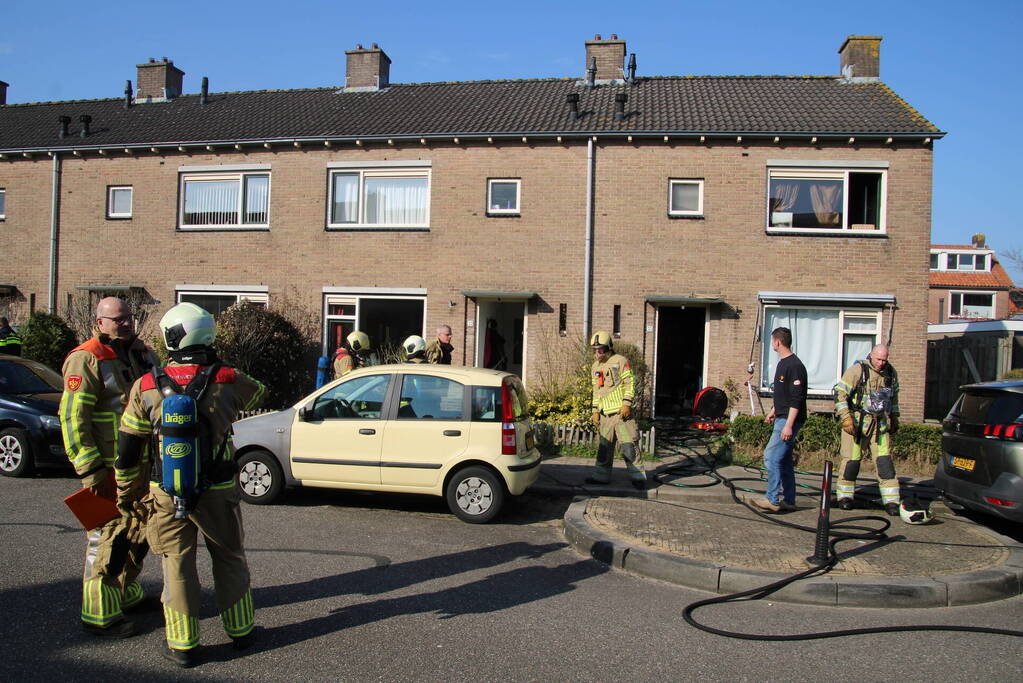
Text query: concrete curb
562 496 1023 608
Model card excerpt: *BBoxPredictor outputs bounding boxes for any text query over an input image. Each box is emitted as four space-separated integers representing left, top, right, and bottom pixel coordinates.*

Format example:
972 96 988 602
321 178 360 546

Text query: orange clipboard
63 475 120 531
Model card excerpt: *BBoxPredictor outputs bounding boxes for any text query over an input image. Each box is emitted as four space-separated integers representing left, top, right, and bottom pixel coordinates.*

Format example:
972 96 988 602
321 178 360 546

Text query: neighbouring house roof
0 76 942 152
1010 289 1023 315
929 262 1015 289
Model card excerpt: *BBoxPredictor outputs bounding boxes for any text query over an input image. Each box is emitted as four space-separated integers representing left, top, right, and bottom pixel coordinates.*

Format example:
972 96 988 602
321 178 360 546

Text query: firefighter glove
841 416 856 435
620 404 631 420
591 409 601 427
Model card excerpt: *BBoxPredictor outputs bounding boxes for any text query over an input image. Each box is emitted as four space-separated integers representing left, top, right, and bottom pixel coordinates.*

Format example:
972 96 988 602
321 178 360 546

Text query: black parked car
936 380 1023 523
0 353 68 476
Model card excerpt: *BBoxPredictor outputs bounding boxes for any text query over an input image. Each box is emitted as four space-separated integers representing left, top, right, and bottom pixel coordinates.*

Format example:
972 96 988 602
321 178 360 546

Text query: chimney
135 57 184 102
585 34 626 82
345 43 391 91
839 35 882 80
59 115 71 138
79 114 92 137
614 93 628 121
0 80 7 105
972 233 986 249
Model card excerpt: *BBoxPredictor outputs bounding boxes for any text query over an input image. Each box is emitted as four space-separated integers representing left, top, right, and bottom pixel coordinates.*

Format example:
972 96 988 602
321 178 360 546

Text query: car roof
343 363 517 386
960 379 1023 392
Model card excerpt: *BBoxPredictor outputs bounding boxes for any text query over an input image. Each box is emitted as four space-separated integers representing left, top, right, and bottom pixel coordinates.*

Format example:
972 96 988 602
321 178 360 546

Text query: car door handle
359 428 376 435
443 430 462 437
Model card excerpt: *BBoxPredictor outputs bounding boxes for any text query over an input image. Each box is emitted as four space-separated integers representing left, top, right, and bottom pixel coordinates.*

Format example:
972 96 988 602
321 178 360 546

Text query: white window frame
321 288 428 356
760 304 882 396
175 286 269 316
178 167 271 230
487 178 521 215
668 179 704 217
0 188 6 220
766 163 887 234
932 250 991 272
948 290 995 319
327 162 431 229
107 186 133 219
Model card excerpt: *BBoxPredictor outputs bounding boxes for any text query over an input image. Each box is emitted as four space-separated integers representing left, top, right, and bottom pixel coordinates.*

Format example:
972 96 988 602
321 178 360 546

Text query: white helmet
346 330 370 353
403 335 426 357
161 302 215 350
899 498 934 525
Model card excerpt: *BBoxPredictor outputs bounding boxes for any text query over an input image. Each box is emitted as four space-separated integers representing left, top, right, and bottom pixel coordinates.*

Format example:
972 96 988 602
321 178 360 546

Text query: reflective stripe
123 581 144 609
164 604 200 649
81 579 122 626
244 381 267 411
880 487 901 504
208 480 235 491
121 412 152 434
221 590 255 637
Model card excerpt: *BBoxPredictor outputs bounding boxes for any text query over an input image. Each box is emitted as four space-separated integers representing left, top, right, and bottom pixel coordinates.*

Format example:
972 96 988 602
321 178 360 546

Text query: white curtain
184 180 239 225
366 177 427 225
763 308 839 393
332 173 359 223
243 175 269 224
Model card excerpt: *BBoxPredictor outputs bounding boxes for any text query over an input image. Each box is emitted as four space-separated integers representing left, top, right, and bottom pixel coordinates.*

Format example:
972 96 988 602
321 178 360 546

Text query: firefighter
59 296 156 638
116 302 266 667
403 335 427 363
834 344 901 515
425 324 454 364
587 330 646 489
0 316 21 355
333 330 371 377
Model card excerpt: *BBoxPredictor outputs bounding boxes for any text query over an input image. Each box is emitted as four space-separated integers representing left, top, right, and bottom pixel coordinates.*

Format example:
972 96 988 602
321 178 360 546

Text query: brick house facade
928 236 1015 324
0 35 942 420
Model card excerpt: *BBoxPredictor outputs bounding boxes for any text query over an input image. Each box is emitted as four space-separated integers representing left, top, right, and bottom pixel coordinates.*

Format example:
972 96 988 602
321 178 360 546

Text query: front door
654 306 707 418
475 300 526 378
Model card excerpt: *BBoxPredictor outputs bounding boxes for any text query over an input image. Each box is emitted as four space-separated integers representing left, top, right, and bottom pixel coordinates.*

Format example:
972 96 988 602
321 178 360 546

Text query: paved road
2 472 1021 681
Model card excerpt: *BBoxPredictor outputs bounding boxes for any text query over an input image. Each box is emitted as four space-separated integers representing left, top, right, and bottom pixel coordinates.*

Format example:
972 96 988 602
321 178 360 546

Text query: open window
767 166 886 233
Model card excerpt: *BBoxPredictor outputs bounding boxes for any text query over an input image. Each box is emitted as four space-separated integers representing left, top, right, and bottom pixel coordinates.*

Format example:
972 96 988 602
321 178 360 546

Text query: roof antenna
124 80 132 108
627 53 636 85
587 57 597 90
200 77 208 106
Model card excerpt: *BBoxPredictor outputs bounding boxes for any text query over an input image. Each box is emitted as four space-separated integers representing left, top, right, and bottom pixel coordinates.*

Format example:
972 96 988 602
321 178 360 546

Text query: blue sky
3 0 1021 282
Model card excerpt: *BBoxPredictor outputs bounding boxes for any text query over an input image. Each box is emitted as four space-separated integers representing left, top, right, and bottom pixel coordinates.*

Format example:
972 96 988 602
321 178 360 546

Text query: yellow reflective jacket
591 353 634 415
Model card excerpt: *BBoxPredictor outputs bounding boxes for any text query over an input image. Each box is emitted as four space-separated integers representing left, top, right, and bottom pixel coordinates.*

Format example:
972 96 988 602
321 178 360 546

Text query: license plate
525 431 535 450
950 456 976 472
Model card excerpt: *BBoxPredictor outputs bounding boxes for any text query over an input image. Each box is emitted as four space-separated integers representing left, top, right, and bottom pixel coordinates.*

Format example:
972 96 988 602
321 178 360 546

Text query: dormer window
930 251 991 272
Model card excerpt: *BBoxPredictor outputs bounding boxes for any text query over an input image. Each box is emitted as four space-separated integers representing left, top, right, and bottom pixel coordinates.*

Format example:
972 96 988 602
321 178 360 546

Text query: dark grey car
935 380 1023 522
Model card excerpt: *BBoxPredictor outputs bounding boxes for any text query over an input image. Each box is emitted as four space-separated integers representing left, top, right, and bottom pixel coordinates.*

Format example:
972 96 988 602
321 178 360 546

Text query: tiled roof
0 76 942 152
930 262 1015 289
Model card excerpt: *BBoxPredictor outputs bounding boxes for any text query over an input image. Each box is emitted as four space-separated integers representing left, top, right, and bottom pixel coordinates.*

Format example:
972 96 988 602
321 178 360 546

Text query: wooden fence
532 422 655 454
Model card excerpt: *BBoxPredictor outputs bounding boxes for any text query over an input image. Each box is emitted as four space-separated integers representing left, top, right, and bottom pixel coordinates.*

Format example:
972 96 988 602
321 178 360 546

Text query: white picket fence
532 422 655 454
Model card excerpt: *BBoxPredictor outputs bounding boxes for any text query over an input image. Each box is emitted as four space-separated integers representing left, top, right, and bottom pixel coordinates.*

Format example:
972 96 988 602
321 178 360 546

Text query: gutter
583 136 595 339
48 152 61 313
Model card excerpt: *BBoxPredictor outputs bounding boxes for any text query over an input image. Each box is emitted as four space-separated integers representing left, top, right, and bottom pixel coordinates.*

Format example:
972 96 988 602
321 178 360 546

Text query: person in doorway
402 335 427 363
834 344 901 515
586 330 646 490
425 325 453 364
751 327 807 514
483 319 506 370
0 317 21 356
333 330 371 377
59 296 157 638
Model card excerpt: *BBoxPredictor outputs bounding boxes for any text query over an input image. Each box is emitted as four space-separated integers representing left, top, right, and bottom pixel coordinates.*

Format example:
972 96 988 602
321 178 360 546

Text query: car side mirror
298 406 312 421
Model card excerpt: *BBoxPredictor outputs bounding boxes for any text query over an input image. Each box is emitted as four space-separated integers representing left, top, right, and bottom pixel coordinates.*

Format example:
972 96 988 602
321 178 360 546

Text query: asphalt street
2 472 1021 682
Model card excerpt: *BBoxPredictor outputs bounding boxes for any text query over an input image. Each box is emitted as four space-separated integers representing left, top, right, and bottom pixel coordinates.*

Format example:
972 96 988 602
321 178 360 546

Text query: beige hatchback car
232 364 541 523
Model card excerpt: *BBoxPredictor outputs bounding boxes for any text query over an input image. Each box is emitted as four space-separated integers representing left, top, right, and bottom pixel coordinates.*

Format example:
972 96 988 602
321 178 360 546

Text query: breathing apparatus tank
160 391 201 519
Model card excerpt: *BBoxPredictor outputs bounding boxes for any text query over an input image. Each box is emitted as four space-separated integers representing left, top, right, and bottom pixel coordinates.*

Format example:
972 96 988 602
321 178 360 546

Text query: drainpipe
48 152 61 313
583 137 595 339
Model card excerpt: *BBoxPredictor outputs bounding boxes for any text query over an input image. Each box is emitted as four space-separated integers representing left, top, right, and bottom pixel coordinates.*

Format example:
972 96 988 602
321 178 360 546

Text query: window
947 253 989 271
930 253 939 269
487 179 520 215
328 166 429 228
397 375 464 420
312 374 389 420
949 291 995 319
767 167 885 232
668 179 703 217
179 171 269 229
177 289 268 317
107 186 132 219
0 188 5 219
761 306 881 394
322 291 426 356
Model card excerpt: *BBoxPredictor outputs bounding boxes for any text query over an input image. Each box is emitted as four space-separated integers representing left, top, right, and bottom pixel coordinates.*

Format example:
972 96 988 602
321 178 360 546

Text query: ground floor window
949 291 995 319
323 292 426 360
176 287 268 318
761 306 881 395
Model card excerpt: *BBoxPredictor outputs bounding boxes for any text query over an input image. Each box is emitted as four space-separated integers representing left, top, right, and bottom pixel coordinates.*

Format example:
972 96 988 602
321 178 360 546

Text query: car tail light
501 381 517 455
982 424 1023 441
984 496 1018 508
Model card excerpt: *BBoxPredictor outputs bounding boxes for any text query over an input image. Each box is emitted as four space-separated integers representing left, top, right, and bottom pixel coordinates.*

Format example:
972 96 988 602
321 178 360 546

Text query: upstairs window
328 166 429 229
487 178 520 215
767 167 886 233
947 253 989 271
668 179 704 217
949 291 995 319
179 171 269 229
107 186 133 219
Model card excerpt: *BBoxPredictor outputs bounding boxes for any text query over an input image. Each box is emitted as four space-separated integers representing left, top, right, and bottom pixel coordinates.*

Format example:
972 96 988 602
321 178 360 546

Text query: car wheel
445 466 505 524
0 428 34 477
237 450 284 504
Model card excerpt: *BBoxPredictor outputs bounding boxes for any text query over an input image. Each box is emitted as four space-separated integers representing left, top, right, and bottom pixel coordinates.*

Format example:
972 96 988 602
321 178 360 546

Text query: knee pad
842 459 861 482
876 455 896 481
620 442 637 463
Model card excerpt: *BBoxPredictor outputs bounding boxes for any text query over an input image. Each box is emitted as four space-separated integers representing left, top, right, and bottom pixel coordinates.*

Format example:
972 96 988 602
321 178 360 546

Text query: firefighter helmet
899 497 934 525
160 302 216 351
590 330 613 351
403 335 426 357
347 330 371 353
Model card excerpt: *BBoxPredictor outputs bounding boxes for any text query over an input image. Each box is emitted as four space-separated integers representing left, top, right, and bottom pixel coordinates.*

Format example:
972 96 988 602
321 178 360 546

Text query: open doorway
474 300 525 378
654 306 707 418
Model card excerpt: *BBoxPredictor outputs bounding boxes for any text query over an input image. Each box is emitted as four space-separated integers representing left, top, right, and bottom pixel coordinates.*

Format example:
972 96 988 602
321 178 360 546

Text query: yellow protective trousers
591 412 645 484
80 515 147 627
148 483 254 650
836 429 900 506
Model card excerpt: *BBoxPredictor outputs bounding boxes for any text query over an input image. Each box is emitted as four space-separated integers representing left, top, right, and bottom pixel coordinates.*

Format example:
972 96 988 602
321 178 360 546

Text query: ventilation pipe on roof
586 57 597 90
972 233 986 249
627 53 636 85
614 93 628 121
58 116 71 139
79 114 91 137
200 77 208 105
123 80 132 109
567 93 580 120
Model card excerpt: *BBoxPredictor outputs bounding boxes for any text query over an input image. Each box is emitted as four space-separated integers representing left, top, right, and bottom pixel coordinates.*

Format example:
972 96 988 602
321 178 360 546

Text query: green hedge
18 312 78 372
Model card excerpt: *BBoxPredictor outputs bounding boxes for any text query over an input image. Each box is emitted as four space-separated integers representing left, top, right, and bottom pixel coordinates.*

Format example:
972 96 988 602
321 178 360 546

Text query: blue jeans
763 417 802 506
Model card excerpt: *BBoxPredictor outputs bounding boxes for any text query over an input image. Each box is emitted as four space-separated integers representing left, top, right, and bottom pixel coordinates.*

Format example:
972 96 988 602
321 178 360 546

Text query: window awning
758 291 895 306
460 290 536 300
646 296 724 306
0 284 18 296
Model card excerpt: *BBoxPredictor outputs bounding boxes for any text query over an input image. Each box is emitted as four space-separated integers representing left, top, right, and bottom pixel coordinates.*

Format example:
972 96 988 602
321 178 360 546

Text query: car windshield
0 359 63 394
952 390 1023 424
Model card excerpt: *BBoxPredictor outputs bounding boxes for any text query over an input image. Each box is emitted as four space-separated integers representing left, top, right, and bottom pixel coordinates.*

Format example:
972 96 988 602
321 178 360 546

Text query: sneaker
884 502 900 517
837 497 855 511
631 479 646 491
750 497 781 513
83 618 136 639
779 501 798 512
231 628 257 651
583 477 609 485
162 644 198 668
